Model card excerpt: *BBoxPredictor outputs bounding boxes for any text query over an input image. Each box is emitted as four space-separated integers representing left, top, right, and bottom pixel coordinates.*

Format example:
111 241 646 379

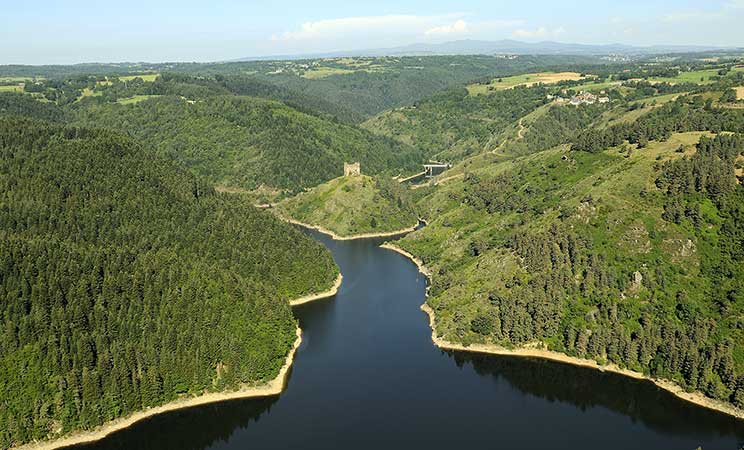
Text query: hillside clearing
0 85 23 93
648 67 744 85
117 95 159 105
118 73 159 82
301 67 356 79
468 72 586 95
277 175 418 237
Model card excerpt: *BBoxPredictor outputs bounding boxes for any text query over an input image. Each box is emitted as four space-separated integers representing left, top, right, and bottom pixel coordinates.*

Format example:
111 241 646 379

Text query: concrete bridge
397 162 451 184
423 163 450 178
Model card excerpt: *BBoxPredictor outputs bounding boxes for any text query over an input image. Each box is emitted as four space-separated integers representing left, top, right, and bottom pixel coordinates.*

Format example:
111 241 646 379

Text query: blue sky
2 0 743 64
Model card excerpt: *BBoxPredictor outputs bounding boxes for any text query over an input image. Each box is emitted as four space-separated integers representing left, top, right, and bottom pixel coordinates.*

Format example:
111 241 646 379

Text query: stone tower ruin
344 162 361 176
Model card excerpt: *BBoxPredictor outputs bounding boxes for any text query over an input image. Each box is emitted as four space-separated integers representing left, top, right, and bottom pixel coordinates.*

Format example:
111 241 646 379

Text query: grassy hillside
394 88 744 412
277 175 418 237
362 70 716 165
0 117 338 448
71 95 423 197
362 87 550 162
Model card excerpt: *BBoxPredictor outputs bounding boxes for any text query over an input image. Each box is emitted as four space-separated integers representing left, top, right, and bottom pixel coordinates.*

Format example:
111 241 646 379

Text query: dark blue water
70 230 744 450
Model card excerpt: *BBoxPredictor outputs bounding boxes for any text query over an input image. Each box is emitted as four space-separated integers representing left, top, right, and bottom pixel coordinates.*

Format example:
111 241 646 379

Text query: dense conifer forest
0 118 338 447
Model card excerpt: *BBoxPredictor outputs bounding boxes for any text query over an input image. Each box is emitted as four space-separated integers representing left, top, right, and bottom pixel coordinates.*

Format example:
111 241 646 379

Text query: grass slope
395 129 744 411
277 175 418 237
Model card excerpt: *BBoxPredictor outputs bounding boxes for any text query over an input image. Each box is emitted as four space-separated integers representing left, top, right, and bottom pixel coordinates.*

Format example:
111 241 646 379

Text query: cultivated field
301 67 356 79
0 84 24 93
737 86 744 100
467 72 586 95
118 73 159 82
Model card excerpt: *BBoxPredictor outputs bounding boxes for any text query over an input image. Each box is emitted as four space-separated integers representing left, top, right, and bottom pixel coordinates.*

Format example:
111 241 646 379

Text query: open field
737 86 744 100
568 79 622 92
0 77 36 82
649 67 744 84
467 72 586 95
79 87 102 98
301 67 356 79
117 94 159 105
0 84 24 93
118 73 159 82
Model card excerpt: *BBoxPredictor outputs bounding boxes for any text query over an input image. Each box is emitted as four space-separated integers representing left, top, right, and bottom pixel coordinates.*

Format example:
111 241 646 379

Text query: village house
570 91 598 106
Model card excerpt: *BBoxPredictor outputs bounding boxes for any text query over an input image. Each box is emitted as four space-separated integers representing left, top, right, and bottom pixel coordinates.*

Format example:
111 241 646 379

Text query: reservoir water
69 230 744 450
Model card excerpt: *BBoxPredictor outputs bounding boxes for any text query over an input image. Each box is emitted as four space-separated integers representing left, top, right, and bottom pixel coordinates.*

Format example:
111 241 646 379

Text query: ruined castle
344 162 361 176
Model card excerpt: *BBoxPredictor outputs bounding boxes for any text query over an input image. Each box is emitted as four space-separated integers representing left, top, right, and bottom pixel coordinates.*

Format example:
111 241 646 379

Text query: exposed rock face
627 271 644 296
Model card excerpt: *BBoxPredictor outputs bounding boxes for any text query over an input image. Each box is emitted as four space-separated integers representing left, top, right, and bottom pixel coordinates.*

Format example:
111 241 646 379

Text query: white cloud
425 19 469 36
271 14 466 41
726 0 744 8
512 26 565 39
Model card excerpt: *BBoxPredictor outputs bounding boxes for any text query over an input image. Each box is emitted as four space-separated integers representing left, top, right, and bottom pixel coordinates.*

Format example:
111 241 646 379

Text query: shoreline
280 216 418 241
16 327 304 450
16 272 346 450
290 274 343 306
380 242 744 422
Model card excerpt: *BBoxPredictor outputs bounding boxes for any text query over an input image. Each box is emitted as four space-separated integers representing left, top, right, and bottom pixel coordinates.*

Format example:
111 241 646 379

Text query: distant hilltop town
548 90 610 106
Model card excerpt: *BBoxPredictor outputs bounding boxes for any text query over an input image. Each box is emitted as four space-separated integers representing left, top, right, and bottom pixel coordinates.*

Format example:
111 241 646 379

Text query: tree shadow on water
64 395 279 450
448 350 744 442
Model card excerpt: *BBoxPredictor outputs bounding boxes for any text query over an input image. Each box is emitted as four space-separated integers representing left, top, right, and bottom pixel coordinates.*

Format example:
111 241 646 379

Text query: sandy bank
379 243 431 278
290 274 343 306
280 216 418 241
16 327 304 450
381 242 744 422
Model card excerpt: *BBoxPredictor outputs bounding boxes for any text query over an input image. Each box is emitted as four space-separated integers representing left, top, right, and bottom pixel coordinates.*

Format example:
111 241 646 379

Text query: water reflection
449 351 744 441
64 396 278 450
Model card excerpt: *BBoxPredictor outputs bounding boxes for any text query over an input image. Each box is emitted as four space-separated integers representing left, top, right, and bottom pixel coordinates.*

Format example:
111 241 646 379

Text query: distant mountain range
237 39 741 61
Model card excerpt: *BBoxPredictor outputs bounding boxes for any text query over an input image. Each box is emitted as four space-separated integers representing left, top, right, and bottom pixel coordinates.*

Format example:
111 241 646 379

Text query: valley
3 47 744 450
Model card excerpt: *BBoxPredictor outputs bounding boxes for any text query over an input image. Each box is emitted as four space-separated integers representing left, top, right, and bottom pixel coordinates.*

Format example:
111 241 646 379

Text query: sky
2 0 744 65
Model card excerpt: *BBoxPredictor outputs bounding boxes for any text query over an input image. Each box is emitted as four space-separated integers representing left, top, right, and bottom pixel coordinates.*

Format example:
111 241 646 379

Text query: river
67 229 744 450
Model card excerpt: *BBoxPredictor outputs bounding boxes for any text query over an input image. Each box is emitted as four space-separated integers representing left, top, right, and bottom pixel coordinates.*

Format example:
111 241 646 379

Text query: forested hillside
1 54 603 118
277 175 418 237
76 74 365 124
70 95 423 195
0 118 339 447
0 92 66 122
362 86 550 161
395 86 744 412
